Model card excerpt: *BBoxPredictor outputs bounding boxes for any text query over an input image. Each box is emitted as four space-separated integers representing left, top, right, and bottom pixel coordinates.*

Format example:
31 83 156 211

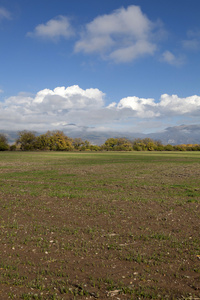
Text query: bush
0 134 9 151
10 144 17 151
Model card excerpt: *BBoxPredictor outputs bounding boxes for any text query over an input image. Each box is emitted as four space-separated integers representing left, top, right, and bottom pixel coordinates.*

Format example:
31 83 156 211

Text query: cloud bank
0 85 200 133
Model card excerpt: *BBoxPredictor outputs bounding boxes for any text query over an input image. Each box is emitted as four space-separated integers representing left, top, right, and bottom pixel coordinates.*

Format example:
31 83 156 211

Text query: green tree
10 144 17 151
154 140 164 151
102 137 132 151
133 138 162 151
174 144 186 151
103 138 119 151
115 138 132 151
16 131 37 150
48 131 73 151
79 140 91 151
133 139 147 151
90 145 100 151
72 138 85 150
35 132 52 150
0 134 9 151
146 141 156 151
189 144 200 151
143 138 156 151
164 144 174 151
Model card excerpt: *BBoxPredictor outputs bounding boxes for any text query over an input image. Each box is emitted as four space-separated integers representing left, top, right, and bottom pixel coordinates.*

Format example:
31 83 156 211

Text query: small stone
107 289 121 297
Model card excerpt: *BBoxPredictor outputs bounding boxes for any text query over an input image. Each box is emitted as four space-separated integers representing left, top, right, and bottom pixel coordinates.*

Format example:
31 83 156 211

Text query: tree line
0 130 200 151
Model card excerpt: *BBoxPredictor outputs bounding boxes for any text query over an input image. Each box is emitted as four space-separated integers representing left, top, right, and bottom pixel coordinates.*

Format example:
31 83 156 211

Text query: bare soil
0 152 200 299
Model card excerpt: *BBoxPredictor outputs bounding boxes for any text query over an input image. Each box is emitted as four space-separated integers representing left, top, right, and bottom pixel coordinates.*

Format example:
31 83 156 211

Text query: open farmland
0 151 200 300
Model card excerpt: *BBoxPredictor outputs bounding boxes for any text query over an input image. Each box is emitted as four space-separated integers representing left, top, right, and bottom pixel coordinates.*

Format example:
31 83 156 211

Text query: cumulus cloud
27 16 74 40
0 7 11 20
75 5 161 63
110 40 156 63
117 94 200 116
159 94 200 115
0 85 200 132
0 86 105 131
116 96 159 118
161 50 185 66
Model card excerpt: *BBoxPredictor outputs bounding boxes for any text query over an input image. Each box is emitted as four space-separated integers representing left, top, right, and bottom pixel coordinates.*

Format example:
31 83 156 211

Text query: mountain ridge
1 124 200 146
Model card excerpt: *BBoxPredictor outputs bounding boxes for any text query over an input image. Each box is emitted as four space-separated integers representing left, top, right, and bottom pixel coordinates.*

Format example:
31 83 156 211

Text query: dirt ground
0 152 200 299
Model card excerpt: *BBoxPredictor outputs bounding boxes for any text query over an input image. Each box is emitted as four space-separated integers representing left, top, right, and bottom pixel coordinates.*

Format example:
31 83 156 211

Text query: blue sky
0 0 200 134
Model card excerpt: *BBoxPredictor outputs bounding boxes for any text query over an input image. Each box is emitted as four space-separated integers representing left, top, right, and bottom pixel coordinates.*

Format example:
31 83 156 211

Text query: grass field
0 151 200 299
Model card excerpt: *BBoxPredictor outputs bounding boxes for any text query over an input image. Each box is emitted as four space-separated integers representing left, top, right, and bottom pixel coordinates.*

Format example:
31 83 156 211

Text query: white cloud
32 85 104 110
159 94 200 115
0 7 11 20
0 86 199 133
109 40 156 63
75 5 160 63
117 94 200 116
117 96 159 118
182 39 200 51
27 16 74 41
161 50 185 66
182 29 200 51
0 89 4 93
186 29 200 39
0 85 105 130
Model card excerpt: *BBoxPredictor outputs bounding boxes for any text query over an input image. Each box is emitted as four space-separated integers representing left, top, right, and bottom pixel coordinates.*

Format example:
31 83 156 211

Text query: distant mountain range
146 124 200 145
1 124 200 146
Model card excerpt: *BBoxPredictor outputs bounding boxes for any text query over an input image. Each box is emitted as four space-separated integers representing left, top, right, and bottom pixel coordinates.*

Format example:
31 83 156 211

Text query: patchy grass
0 151 200 299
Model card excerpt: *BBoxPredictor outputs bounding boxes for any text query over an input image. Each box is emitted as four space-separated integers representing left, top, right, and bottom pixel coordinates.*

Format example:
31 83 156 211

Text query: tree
102 137 132 151
142 138 156 151
146 141 156 151
132 138 147 151
164 144 174 151
35 132 51 150
103 138 119 151
132 138 162 151
16 131 37 151
174 144 186 151
10 144 16 151
72 138 85 150
154 140 164 151
0 134 9 151
48 131 73 151
90 145 100 151
188 144 200 151
115 138 132 151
